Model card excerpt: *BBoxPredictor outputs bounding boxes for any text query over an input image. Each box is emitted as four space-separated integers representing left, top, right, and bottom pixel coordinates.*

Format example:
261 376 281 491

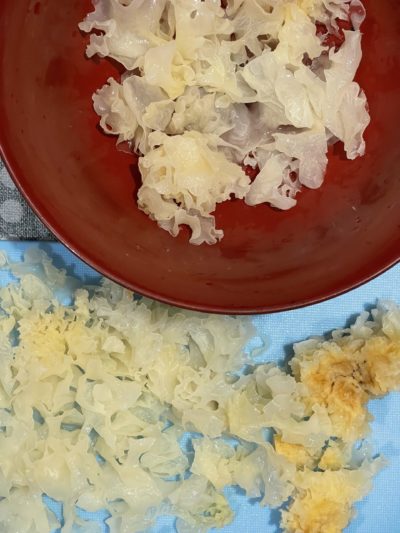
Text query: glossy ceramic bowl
0 0 399 314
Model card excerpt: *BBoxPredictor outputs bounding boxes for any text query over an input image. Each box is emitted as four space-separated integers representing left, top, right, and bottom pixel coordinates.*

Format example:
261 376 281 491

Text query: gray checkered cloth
0 160 54 240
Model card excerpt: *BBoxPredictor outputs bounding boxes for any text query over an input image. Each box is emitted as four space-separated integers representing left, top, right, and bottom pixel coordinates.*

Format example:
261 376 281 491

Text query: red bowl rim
1 138 399 315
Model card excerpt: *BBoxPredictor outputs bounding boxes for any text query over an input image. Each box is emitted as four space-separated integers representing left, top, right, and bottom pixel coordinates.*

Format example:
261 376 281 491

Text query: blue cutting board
1 242 399 533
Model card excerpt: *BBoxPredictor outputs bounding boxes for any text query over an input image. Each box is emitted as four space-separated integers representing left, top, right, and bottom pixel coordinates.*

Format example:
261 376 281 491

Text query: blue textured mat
1 242 399 533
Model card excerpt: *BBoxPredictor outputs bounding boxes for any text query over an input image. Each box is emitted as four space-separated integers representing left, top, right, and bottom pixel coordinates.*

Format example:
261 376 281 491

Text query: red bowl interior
0 0 399 314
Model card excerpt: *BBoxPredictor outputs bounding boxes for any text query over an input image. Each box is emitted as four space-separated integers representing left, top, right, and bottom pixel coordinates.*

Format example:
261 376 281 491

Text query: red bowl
0 0 399 314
